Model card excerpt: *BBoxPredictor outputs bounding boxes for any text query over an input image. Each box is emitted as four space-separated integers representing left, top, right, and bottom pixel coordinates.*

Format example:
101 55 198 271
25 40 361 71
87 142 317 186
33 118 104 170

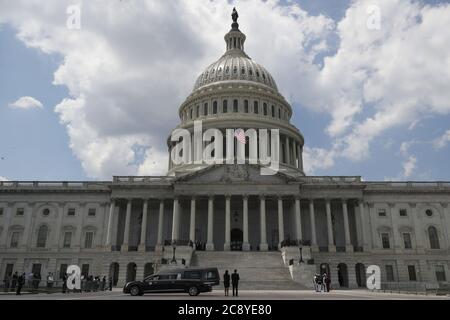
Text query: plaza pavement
0 288 449 300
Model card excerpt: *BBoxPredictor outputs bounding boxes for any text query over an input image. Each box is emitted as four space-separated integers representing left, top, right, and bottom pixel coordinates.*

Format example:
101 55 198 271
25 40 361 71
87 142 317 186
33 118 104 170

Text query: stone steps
192 251 308 290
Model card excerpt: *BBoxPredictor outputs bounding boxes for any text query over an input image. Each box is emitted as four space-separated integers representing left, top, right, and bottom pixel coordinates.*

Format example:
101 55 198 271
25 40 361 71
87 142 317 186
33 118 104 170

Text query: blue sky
0 0 450 181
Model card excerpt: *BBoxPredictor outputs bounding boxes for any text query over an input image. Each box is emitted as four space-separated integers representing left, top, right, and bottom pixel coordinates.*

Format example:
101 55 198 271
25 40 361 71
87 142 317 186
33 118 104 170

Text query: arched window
37 225 48 248
249 69 253 76
271 105 275 117
241 67 245 74
213 101 218 114
190 108 193 119
263 103 267 116
233 66 237 74
278 108 281 119
223 100 228 113
233 99 238 112
254 101 259 114
204 103 208 116
429 226 440 249
196 105 200 118
225 66 230 74
244 100 249 113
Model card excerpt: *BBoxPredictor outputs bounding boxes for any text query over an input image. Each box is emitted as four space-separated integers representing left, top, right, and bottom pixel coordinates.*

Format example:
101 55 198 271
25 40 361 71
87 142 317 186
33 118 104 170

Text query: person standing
16 273 25 295
11 272 18 292
3 274 11 293
101 276 106 291
47 272 54 291
62 273 67 294
231 269 240 297
223 270 230 296
325 274 331 292
108 276 113 291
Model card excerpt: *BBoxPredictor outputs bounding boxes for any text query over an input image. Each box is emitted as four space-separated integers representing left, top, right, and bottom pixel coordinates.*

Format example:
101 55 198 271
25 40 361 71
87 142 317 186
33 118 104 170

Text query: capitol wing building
1 11 449 290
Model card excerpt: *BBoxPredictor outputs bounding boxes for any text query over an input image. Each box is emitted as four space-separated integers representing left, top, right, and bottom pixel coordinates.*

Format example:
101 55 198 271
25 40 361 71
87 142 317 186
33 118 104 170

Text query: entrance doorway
126 263 137 282
144 263 154 278
109 262 119 286
230 228 243 251
355 263 366 287
337 263 349 288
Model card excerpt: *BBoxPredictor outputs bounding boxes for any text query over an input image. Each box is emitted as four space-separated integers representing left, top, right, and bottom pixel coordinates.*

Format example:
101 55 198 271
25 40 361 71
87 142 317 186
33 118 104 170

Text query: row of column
105 197 359 252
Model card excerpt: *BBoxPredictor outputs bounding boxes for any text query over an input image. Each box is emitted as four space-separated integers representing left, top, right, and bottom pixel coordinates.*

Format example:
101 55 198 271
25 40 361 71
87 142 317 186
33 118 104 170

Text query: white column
277 197 284 249
139 199 148 252
171 197 180 242
242 195 250 251
0 203 12 249
206 196 215 251
224 195 231 251
439 203 449 250
122 199 132 251
358 200 370 251
389 202 401 252
156 199 164 251
298 145 303 172
105 200 116 249
189 197 196 244
52 203 65 251
259 196 268 251
309 200 317 249
294 197 302 242
326 199 336 252
342 199 353 252
285 136 291 165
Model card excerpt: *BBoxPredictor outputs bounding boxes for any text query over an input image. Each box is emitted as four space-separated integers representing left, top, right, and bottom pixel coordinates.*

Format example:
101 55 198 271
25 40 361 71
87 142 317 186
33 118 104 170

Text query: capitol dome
193 50 279 92
168 8 305 177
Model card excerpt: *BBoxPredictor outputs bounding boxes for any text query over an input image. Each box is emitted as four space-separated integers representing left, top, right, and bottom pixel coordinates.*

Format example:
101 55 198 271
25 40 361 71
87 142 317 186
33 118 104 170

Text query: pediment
175 164 294 184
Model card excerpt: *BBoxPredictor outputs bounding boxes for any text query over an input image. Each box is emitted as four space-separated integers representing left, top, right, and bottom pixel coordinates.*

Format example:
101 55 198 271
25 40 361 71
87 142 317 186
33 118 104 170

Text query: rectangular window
399 209 407 217
67 208 76 216
196 105 200 118
386 265 395 282
403 233 412 249
233 100 238 112
85 232 94 249
204 103 208 116
0 208 4 216
63 232 72 248
378 209 386 217
184 271 201 279
254 101 259 114
16 208 24 216
88 208 96 216
436 265 446 282
213 101 217 114
5 264 14 278
81 264 90 279
263 103 267 115
31 264 42 277
222 100 228 113
381 233 390 249
408 265 417 281
10 232 20 248
59 264 68 279
244 100 249 113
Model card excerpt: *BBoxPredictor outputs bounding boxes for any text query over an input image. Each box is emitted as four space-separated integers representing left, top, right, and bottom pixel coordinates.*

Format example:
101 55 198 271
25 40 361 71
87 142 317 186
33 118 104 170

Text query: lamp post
171 243 177 264
299 246 304 263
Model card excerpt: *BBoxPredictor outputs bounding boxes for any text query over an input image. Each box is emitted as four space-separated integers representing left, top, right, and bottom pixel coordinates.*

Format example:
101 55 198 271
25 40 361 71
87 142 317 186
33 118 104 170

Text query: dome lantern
225 8 246 52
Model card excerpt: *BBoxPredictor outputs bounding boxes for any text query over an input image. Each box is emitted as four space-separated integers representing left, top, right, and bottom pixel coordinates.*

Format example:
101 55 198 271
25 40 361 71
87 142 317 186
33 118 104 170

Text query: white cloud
1 0 449 178
433 130 450 149
9 96 43 109
0 0 333 179
0 176 8 181
402 156 417 178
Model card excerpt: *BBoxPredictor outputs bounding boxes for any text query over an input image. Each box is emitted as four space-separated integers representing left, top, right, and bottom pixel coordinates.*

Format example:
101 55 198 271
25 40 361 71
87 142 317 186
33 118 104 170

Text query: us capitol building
1 9 449 290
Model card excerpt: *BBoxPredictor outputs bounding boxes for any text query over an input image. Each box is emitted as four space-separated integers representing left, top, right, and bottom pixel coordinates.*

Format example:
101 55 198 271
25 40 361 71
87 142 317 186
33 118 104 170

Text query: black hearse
123 267 220 296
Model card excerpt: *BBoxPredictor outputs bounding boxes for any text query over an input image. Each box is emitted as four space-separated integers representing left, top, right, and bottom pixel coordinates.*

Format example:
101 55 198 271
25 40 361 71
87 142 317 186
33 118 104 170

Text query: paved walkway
1 288 449 300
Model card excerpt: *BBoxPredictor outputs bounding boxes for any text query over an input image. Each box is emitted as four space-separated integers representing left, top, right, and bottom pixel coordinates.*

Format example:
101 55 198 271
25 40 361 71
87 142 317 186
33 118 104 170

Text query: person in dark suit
16 273 25 295
231 269 240 297
223 270 230 296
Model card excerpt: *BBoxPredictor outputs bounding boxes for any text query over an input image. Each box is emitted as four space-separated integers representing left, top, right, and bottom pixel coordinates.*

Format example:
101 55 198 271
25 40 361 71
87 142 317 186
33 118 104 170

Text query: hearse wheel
130 285 141 296
188 286 199 296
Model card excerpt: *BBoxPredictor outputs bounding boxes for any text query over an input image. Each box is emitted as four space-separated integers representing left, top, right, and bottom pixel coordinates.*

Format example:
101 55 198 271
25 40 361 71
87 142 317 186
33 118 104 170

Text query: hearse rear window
205 271 217 280
184 271 201 279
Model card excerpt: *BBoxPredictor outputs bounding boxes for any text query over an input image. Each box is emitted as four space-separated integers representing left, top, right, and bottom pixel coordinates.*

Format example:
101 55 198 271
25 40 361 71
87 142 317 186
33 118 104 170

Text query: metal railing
0 181 110 188
375 281 450 295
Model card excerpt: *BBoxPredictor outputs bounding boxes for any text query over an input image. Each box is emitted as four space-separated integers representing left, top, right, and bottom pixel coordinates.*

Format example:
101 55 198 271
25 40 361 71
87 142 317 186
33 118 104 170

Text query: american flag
234 129 246 144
